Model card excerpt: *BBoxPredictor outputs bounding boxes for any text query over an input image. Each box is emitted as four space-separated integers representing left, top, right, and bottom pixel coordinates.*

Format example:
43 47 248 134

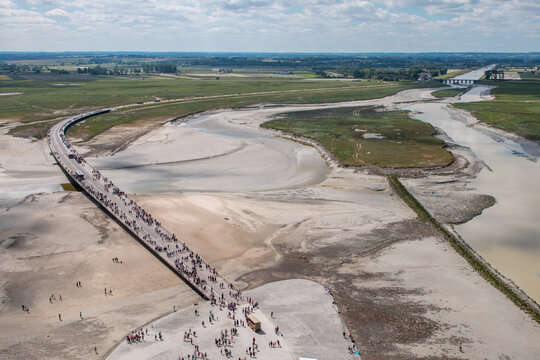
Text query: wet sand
0 128 64 198
76 88 446 194
1 88 539 359
0 191 198 359
82 116 329 193
129 179 540 359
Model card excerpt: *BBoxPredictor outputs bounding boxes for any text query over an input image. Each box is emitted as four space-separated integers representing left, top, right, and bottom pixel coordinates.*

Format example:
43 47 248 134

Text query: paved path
48 109 244 309
108 280 362 360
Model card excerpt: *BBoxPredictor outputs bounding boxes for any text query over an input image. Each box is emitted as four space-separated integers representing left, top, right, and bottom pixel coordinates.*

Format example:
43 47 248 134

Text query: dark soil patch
238 219 446 359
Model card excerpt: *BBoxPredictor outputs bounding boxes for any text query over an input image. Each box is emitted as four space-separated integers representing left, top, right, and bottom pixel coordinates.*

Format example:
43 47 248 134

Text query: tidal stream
403 86 540 302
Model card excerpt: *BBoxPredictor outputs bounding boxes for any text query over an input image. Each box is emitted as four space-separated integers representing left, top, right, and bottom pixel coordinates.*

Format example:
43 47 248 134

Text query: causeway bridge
48 109 243 308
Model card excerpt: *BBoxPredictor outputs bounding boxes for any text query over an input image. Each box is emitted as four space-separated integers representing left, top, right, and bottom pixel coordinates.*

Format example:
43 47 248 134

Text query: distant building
418 73 432 81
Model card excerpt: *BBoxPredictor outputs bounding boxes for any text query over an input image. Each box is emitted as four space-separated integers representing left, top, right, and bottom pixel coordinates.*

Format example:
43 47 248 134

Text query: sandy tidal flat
1 87 539 359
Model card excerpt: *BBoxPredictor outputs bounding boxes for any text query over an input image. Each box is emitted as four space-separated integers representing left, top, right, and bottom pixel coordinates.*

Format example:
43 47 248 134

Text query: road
47 109 245 309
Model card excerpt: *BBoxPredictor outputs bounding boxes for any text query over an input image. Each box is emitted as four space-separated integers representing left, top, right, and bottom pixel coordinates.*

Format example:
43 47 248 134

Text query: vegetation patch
66 82 434 140
8 119 60 139
387 175 540 323
454 80 540 140
2 75 444 141
261 106 452 168
520 73 540 80
0 76 365 123
60 183 78 191
432 88 463 98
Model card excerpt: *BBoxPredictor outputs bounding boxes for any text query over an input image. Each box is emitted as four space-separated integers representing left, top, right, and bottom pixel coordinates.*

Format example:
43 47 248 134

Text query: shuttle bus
246 313 261 332
75 170 84 180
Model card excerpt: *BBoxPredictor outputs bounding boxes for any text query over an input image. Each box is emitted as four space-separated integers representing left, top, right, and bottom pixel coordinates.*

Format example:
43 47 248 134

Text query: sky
0 0 539 52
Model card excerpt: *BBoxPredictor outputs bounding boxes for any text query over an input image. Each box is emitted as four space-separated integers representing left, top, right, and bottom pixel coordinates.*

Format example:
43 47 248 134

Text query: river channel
402 85 540 303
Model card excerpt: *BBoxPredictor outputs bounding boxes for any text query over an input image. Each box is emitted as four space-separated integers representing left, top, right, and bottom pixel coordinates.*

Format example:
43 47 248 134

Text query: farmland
1 74 444 140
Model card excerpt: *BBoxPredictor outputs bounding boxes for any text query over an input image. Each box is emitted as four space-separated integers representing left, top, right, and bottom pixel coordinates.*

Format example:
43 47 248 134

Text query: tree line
316 67 447 81
484 69 505 80
76 63 177 75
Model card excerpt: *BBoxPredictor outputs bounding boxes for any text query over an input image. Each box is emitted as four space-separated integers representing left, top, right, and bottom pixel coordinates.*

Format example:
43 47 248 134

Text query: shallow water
403 88 540 302
453 65 496 81
88 112 330 193
85 89 430 194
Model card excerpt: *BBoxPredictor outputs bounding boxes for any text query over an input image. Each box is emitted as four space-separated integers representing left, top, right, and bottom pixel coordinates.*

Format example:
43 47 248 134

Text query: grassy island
262 106 453 168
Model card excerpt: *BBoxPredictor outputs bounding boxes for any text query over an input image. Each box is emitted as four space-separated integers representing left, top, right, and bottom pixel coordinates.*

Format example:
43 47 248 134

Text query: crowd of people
48 111 266 359
126 328 147 344
50 112 245 310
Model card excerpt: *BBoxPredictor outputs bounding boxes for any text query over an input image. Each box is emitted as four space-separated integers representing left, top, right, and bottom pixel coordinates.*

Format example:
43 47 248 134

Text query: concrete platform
108 279 358 360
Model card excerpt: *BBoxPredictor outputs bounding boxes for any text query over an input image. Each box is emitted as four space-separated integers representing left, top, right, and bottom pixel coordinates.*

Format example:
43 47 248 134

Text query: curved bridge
47 109 243 308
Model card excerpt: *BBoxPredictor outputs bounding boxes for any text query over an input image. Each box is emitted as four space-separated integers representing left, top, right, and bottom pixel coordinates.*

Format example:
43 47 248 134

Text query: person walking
58 313 62 321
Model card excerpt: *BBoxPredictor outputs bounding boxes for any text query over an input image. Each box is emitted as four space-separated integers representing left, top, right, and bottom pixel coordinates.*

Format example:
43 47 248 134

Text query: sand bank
0 191 198 359
2 87 539 359
75 89 451 194
129 181 540 359
0 129 64 199
108 279 356 360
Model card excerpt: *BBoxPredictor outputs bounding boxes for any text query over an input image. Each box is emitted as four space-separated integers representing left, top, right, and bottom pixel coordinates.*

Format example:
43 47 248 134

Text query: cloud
0 0 14 8
45 8 70 17
0 0 538 51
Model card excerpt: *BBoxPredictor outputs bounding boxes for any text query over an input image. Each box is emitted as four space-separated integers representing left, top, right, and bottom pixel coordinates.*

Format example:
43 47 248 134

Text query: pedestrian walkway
108 301 289 360
48 110 244 308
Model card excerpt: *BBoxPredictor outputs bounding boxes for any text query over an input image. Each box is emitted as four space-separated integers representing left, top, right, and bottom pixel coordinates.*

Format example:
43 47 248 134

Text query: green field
432 88 463 98
0 75 366 123
435 68 474 80
454 80 540 140
65 84 410 140
520 73 540 80
67 80 445 141
1 72 445 140
8 119 59 139
261 106 452 168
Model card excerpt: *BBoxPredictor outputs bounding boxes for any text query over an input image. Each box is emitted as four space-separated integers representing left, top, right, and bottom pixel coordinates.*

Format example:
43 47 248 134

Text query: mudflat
1 88 539 359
